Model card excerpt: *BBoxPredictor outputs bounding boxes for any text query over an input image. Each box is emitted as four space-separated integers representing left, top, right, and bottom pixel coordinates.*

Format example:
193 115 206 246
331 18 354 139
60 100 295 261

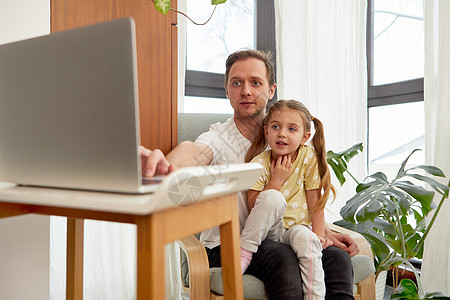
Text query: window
367 0 424 175
186 0 255 74
183 0 276 113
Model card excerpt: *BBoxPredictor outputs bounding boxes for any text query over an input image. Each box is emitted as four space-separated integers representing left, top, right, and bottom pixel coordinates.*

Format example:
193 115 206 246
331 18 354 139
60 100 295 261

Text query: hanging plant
152 0 227 25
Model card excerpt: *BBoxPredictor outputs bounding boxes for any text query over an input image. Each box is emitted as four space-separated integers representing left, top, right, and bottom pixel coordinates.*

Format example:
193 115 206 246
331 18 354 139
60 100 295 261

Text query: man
141 49 358 299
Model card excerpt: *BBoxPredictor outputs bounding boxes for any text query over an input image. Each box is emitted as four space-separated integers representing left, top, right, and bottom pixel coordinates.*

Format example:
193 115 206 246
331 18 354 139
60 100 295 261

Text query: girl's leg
240 189 286 272
281 225 325 300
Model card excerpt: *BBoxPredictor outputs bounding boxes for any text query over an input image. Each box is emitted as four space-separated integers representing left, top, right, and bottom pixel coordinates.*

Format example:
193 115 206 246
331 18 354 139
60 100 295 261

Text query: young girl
240 100 336 300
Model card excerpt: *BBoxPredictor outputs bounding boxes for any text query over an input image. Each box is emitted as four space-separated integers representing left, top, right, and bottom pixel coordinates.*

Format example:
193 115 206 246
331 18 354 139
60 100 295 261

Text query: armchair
177 223 375 300
177 113 376 300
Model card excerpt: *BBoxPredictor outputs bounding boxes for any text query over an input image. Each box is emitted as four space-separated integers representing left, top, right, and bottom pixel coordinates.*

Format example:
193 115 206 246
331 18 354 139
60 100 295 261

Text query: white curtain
50 1 188 298
274 0 368 220
422 0 450 295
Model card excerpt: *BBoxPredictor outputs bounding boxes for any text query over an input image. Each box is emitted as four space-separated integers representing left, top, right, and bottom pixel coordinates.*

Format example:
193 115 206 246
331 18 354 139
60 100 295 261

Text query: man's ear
268 83 277 100
224 85 229 99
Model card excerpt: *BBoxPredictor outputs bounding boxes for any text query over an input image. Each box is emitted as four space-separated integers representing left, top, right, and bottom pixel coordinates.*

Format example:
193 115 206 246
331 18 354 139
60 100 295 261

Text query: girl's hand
270 155 292 187
318 235 333 249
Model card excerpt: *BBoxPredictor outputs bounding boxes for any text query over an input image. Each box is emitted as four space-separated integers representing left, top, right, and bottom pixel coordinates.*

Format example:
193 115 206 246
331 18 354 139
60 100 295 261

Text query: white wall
0 1 51 299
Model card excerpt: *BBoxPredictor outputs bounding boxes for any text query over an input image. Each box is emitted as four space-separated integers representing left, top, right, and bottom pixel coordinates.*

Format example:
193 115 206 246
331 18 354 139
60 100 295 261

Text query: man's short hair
224 49 275 88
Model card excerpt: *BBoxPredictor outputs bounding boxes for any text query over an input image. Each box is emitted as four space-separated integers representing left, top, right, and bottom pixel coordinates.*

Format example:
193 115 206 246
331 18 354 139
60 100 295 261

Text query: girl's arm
306 189 332 248
247 155 292 211
247 189 261 211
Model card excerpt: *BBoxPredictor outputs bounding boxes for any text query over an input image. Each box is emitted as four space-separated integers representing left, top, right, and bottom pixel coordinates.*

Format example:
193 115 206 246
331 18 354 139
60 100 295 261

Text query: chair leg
357 274 376 300
177 236 210 300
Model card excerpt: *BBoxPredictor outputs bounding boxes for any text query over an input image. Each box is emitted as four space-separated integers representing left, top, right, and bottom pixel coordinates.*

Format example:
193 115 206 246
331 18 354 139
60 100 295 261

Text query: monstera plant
327 144 449 299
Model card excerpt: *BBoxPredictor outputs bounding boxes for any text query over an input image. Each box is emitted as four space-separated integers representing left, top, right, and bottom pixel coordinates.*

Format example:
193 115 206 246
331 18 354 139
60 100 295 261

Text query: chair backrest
178 113 232 143
177 113 231 288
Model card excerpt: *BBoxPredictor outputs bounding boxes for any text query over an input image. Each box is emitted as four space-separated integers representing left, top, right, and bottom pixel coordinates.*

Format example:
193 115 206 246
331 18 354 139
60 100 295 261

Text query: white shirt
194 117 252 249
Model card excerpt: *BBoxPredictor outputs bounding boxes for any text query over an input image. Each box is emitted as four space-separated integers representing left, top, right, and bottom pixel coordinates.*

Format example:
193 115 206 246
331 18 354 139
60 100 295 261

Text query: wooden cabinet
51 0 178 153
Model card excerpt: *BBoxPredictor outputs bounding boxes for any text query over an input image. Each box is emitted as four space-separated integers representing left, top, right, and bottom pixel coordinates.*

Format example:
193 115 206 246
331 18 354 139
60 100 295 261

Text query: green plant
327 144 449 299
153 0 227 24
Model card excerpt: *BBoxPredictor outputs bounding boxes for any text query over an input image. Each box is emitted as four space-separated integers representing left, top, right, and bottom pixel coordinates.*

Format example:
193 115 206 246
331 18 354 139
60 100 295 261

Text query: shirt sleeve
194 120 232 165
304 148 320 190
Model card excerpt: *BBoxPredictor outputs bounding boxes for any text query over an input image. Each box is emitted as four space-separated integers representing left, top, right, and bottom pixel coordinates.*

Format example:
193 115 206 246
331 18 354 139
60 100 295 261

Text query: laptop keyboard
142 175 165 185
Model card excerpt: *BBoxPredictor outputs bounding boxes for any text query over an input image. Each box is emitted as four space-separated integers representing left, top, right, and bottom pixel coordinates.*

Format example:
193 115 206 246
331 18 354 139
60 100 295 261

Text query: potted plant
327 144 449 299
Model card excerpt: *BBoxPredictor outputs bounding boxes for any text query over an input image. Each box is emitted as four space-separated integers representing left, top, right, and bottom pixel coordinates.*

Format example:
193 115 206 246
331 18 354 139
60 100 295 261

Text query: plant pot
376 270 388 300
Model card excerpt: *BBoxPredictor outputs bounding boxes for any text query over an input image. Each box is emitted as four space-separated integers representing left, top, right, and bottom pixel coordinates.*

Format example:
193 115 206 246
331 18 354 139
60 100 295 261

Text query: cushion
351 254 375 284
210 268 266 299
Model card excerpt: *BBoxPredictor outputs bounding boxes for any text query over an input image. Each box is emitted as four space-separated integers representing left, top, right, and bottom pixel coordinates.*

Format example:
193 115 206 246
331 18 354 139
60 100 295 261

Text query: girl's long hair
245 100 336 211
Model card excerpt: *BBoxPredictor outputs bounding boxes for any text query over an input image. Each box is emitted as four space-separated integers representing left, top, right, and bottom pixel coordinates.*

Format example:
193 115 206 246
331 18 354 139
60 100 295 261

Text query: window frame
367 0 424 272
367 0 424 108
184 0 276 100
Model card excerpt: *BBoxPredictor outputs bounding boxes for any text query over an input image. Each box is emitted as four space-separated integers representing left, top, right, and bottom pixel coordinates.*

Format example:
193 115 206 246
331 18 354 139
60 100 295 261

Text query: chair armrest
327 222 373 259
176 235 210 299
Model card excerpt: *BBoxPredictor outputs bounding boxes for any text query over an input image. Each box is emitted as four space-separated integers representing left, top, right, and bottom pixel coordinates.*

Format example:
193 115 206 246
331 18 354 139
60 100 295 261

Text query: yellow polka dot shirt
250 145 321 228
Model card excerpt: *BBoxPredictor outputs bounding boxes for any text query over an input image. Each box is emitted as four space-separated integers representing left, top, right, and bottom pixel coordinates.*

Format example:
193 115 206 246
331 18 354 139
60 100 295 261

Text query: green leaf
367 172 389 183
363 233 392 268
415 242 424 259
412 207 425 225
415 217 427 232
334 219 392 270
377 252 397 273
328 159 347 186
327 143 363 160
326 143 363 186
340 188 373 221
373 218 397 236
424 291 450 299
395 182 435 215
356 199 382 222
211 0 227 4
407 174 449 196
389 239 404 255
405 233 421 257
154 0 171 15
407 165 446 177
391 279 419 299
341 185 387 222
356 182 373 192
383 188 411 213
396 149 422 179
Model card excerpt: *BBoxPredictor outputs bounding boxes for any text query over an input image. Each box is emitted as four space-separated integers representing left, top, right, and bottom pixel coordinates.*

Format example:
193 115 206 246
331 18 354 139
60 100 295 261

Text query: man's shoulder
194 116 236 145
208 116 236 133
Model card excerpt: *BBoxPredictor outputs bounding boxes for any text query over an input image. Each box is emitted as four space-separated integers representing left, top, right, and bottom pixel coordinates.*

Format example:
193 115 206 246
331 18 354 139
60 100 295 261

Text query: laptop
0 18 166 194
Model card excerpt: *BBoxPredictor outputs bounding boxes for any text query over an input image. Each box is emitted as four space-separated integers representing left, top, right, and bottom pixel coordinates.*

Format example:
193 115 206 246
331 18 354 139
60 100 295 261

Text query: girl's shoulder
295 145 317 164
250 150 271 164
299 145 317 156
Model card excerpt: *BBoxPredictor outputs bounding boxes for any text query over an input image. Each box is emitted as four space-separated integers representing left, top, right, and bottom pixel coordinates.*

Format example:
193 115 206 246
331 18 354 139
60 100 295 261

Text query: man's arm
324 224 359 257
166 141 213 168
140 142 213 177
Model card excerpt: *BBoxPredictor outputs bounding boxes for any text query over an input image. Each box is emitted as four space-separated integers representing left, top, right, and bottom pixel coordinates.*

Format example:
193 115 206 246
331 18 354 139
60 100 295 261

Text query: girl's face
264 108 311 160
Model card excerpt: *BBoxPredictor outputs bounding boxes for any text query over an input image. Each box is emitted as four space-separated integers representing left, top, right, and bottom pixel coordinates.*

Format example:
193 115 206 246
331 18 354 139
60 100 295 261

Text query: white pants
240 189 325 300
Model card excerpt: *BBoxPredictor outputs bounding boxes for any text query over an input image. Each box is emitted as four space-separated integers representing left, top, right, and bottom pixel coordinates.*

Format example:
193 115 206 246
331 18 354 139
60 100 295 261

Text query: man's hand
325 230 359 257
317 235 333 249
139 146 176 177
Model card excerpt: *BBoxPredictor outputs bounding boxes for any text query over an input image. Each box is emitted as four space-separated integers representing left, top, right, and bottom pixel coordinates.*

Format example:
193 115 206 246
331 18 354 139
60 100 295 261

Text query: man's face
225 58 276 120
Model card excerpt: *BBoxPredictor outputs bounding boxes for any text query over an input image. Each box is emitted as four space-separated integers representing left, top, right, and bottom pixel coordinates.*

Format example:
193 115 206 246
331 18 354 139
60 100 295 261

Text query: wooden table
0 164 263 299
